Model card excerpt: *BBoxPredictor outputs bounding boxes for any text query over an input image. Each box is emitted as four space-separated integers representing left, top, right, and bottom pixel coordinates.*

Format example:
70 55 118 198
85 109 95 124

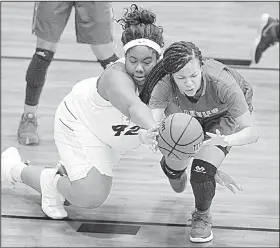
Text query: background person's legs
252 13 279 64
18 2 73 146
75 2 119 69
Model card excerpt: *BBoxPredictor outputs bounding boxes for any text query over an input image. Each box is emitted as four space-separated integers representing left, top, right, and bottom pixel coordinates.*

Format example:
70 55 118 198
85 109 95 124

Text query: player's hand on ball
204 129 229 147
215 169 243 194
146 125 159 153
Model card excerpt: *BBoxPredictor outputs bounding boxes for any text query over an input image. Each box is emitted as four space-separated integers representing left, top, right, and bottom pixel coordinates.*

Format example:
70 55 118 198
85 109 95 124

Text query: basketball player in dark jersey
140 41 259 243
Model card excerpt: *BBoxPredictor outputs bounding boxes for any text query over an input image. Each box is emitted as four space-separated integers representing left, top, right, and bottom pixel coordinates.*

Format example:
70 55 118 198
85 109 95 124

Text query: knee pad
160 156 187 179
190 159 217 182
190 159 217 210
98 53 119 69
26 48 54 88
25 48 54 106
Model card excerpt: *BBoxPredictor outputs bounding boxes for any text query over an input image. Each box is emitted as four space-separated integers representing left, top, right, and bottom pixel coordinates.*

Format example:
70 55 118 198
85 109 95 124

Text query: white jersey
63 58 142 153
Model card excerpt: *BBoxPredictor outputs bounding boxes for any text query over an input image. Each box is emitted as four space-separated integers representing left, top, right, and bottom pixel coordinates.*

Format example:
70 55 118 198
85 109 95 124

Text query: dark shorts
32 2 114 44
196 111 238 155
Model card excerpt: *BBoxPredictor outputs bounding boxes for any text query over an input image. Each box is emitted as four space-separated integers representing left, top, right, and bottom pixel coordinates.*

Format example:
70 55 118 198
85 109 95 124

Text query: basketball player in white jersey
2 4 163 219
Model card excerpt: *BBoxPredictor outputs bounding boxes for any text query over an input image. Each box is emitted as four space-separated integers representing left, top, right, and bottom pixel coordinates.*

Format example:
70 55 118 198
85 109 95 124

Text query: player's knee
36 37 58 52
26 48 54 87
160 156 187 179
79 192 108 209
70 179 112 208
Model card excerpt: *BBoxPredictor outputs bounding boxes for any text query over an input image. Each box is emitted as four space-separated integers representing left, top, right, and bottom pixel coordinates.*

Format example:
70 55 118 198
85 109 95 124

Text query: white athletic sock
53 173 65 202
10 162 27 183
24 104 38 115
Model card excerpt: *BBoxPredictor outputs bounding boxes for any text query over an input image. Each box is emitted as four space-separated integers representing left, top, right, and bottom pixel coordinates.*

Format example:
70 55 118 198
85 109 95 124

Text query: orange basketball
158 113 204 160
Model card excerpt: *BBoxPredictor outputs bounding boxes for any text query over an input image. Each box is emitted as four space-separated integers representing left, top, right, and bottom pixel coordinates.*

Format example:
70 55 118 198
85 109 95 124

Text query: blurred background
1 2 279 68
1 2 279 247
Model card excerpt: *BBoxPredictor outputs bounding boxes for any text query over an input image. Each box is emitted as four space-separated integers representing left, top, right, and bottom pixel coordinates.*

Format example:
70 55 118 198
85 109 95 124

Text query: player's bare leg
90 43 119 69
160 156 190 193
1 147 112 219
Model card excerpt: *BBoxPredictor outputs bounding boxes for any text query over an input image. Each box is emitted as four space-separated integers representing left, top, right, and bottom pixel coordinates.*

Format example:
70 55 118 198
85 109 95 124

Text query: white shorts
54 95 121 181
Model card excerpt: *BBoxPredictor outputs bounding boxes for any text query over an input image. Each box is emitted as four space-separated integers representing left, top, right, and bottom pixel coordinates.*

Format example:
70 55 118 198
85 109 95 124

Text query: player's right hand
147 125 159 152
138 124 159 152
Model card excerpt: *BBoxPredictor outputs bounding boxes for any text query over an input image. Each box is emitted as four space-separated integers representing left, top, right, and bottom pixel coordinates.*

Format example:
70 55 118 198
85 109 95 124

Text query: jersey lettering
112 125 127 136
125 125 140 135
112 125 140 136
184 108 219 118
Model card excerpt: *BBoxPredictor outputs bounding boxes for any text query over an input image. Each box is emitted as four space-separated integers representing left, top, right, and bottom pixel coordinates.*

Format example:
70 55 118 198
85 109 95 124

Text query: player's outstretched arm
104 69 158 130
204 111 259 147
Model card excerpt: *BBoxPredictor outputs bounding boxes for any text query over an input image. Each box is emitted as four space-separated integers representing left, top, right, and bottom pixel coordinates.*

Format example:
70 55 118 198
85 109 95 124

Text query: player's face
172 58 202 97
125 46 158 86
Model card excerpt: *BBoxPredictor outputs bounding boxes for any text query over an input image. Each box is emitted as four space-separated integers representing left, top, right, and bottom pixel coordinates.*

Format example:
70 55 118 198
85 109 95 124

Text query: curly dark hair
139 41 204 104
116 4 164 55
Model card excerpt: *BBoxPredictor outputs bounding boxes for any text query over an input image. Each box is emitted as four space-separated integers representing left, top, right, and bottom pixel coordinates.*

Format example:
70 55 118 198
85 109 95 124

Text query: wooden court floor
1 2 279 247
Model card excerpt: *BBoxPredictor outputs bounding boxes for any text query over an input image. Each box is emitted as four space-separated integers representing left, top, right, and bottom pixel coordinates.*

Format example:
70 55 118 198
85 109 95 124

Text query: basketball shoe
40 168 68 219
1 147 27 184
189 208 213 243
18 112 39 145
1 147 67 219
252 13 279 64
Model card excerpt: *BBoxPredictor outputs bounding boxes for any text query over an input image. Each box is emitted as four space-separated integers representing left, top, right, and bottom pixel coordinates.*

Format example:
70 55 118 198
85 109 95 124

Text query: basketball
157 113 204 160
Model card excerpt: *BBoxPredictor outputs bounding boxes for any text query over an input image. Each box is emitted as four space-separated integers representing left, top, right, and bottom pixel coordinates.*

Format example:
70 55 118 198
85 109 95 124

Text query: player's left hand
203 129 229 147
215 169 243 194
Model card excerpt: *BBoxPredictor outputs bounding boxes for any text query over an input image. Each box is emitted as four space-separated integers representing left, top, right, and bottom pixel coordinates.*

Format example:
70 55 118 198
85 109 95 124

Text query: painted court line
1 55 278 71
1 214 279 233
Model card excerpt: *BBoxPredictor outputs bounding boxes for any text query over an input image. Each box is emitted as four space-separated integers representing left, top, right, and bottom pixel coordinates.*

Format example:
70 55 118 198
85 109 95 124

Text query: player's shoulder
150 74 174 105
101 60 130 83
203 59 238 88
202 59 226 81
106 57 127 74
157 74 173 88
151 74 173 97
98 59 135 95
